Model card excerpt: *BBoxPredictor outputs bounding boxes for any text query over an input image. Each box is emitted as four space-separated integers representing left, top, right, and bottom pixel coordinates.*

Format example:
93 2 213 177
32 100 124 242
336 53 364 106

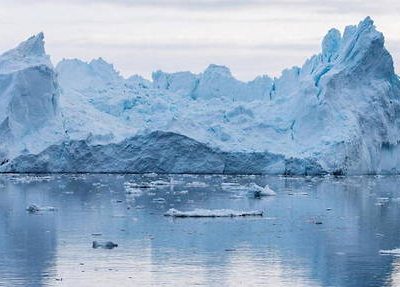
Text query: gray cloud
54 40 319 52
1 0 398 79
5 0 400 14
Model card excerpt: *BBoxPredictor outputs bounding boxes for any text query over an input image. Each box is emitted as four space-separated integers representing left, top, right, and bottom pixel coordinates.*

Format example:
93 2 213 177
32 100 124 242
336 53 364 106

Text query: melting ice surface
1 174 400 286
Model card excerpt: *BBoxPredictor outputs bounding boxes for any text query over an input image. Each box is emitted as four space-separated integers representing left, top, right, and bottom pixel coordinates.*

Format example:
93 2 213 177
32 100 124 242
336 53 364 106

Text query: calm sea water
1 174 400 287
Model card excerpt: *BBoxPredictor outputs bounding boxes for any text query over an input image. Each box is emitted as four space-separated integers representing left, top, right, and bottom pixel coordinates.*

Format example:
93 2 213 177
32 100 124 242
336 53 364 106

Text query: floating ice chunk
379 248 400 256
288 191 309 196
26 204 40 213
229 195 244 199
221 182 240 187
92 182 107 188
375 197 390 206
186 181 208 188
124 187 143 196
249 183 277 197
92 241 118 249
176 190 189 195
10 175 53 184
153 197 166 203
221 182 242 190
151 180 171 186
26 204 56 213
169 178 184 185
124 182 155 189
164 208 263 218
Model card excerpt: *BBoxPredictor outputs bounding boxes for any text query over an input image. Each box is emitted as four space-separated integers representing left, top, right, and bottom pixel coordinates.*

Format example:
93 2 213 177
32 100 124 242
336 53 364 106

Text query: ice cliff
0 33 64 161
1 17 400 175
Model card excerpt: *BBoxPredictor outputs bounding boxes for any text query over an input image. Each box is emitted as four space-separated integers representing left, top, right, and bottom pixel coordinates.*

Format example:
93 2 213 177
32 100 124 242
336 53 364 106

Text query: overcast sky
0 0 399 80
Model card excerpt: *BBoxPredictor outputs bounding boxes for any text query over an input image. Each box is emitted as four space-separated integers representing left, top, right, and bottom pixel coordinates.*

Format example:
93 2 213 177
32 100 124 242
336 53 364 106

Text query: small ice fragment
249 183 277 197
26 204 40 213
125 187 143 196
124 182 154 189
379 248 400 256
169 178 183 185
92 241 118 249
164 208 263 218
26 204 56 213
153 197 166 203
151 180 170 186
136 184 151 188
229 195 244 199
221 182 245 191
186 182 208 188
289 192 309 196
221 182 240 187
376 197 390 206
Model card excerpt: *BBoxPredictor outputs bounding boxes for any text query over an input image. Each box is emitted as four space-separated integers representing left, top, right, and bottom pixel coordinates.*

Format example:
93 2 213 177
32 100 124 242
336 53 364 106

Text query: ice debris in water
151 180 171 186
221 182 244 191
186 182 209 188
26 204 56 213
92 241 118 249
26 204 40 213
248 183 277 197
153 197 166 203
164 208 263 218
10 175 53 184
379 248 400 256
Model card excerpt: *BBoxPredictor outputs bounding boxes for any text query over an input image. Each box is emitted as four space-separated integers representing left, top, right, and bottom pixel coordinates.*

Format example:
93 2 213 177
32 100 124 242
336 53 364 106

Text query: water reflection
0 174 400 286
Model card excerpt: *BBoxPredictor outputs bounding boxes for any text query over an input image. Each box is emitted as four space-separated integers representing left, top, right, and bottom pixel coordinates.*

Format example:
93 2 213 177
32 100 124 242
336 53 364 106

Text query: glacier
1 17 400 175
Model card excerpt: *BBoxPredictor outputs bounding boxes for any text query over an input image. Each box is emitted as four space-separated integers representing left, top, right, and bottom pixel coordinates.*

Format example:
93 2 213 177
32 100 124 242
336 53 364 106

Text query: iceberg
1 17 400 175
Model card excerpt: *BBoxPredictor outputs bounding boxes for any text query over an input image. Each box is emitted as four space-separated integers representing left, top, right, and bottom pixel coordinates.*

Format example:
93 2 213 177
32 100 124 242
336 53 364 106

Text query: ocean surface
1 174 400 287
